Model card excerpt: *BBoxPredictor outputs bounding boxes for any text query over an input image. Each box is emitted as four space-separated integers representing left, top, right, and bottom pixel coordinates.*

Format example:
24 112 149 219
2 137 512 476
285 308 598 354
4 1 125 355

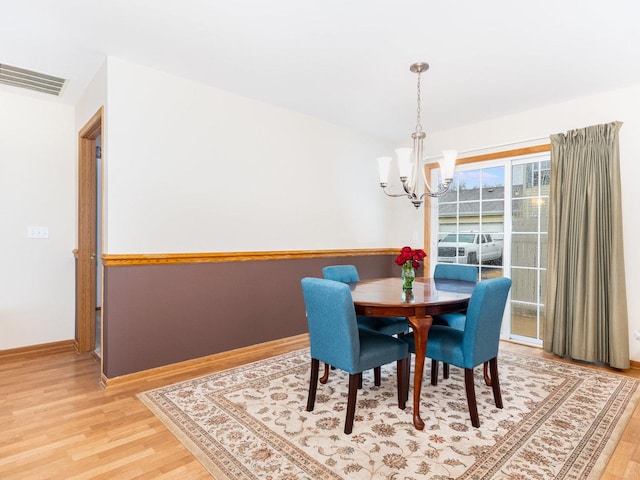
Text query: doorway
75 107 102 354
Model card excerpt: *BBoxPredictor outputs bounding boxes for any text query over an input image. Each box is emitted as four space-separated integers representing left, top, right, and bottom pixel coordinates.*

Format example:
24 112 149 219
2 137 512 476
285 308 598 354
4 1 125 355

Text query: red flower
395 246 426 268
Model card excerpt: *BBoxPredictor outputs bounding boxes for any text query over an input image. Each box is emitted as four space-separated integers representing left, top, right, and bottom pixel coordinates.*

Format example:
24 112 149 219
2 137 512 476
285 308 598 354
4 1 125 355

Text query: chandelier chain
415 72 422 132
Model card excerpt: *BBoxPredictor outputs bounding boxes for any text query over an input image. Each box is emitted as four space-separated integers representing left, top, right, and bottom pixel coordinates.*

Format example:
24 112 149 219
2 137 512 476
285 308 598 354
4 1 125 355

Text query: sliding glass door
432 152 550 346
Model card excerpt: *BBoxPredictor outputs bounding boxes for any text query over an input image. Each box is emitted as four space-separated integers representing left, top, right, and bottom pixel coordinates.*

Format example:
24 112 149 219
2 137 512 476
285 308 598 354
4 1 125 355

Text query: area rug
138 349 640 479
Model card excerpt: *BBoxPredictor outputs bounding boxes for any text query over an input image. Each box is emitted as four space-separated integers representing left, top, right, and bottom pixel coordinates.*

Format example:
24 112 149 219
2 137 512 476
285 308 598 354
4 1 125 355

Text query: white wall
104 57 396 254
425 84 640 361
0 90 76 349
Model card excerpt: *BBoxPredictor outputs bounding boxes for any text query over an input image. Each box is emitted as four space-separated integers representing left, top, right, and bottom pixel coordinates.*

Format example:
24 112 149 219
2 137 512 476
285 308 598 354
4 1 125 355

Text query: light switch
27 226 49 239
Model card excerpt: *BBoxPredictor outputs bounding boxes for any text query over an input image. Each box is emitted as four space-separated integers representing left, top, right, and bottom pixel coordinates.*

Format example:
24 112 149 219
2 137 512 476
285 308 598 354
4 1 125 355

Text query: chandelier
376 62 457 209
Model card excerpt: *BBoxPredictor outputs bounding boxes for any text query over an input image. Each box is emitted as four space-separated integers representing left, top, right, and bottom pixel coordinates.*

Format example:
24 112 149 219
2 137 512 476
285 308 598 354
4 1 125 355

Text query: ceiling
3 0 640 144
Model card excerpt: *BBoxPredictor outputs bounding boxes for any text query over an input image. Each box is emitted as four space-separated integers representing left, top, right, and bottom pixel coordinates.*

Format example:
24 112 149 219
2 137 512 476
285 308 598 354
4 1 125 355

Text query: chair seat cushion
357 315 408 336
431 312 466 330
356 330 408 374
402 326 465 367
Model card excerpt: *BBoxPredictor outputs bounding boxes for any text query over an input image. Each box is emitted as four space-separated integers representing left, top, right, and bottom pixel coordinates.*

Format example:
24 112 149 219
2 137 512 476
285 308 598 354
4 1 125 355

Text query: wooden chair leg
320 362 330 384
345 373 360 434
397 358 407 410
483 361 492 386
431 359 439 386
489 357 503 409
443 363 450 379
404 355 411 403
464 368 480 428
307 358 319 412
374 366 381 386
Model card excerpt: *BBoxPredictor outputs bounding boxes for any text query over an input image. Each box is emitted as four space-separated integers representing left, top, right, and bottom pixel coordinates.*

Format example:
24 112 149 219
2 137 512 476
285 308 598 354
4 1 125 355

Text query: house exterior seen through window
433 152 550 346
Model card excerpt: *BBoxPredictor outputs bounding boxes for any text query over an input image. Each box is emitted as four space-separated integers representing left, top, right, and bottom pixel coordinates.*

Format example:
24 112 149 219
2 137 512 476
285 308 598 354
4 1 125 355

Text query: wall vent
0 63 66 96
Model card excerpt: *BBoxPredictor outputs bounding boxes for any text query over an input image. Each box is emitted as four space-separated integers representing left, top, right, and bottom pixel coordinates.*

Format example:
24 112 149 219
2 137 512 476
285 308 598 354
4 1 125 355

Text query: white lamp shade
376 156 392 184
439 150 457 181
395 147 413 179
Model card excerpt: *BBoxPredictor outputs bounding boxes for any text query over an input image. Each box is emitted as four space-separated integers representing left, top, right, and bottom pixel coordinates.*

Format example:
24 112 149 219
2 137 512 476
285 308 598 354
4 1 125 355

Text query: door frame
75 107 102 353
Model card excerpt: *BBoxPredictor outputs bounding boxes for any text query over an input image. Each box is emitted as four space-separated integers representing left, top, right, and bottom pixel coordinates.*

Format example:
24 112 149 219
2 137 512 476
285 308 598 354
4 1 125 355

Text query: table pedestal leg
407 314 432 431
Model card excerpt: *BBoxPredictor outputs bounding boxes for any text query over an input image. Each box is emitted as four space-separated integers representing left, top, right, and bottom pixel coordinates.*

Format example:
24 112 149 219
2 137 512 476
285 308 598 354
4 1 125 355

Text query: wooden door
75 108 102 352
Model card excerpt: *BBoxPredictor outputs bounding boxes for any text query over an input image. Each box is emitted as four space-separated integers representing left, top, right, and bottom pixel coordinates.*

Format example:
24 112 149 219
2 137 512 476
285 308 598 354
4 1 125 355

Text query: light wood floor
1 340 640 479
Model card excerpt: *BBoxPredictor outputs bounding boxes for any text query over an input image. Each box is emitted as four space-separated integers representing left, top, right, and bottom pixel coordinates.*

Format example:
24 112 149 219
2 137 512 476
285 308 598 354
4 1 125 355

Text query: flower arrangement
395 246 426 269
396 246 426 290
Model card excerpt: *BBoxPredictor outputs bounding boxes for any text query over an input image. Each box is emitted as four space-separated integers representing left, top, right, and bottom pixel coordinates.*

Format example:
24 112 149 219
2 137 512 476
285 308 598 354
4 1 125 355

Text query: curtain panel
544 121 629 369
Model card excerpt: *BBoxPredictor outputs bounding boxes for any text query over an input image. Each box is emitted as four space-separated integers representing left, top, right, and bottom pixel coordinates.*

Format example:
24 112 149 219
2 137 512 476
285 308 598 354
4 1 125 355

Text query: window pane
540 234 548 267
482 167 505 198
482 200 504 219
481 266 503 279
511 268 537 303
539 161 551 190
512 302 538 338
458 171 480 201
512 234 537 268
512 198 540 232
539 198 549 233
458 201 479 232
512 164 526 198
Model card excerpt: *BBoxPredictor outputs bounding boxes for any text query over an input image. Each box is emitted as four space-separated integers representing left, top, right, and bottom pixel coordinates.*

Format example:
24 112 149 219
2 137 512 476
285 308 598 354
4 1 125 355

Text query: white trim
425 135 550 160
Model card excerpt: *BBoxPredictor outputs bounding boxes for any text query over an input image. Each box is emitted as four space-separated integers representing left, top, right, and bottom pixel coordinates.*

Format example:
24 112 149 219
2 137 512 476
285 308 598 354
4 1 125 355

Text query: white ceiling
3 0 640 144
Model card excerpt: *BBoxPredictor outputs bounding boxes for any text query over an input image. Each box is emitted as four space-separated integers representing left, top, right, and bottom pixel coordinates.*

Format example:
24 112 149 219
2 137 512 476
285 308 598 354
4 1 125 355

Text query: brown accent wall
103 254 395 378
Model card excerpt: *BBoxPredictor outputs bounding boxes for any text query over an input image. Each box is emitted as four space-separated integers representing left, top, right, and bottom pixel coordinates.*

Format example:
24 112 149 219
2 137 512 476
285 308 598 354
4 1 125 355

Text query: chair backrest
301 277 360 372
322 265 360 283
433 263 479 283
461 277 512 367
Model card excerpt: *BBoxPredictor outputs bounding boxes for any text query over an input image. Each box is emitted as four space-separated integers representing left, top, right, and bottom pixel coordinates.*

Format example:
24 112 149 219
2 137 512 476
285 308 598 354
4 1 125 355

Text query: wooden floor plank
1 340 639 478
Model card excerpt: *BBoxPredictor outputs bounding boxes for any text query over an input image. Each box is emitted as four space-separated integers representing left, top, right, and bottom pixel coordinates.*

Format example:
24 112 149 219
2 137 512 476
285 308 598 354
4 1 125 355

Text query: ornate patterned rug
138 349 639 479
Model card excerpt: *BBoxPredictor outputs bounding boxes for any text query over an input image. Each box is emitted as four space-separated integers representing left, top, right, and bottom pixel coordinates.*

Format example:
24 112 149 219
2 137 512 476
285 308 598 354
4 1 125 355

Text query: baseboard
0 339 76 359
101 333 310 389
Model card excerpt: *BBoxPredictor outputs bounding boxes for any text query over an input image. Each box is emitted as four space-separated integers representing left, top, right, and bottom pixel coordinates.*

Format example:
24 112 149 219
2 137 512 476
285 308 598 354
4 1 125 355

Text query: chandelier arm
418 181 452 199
381 186 416 198
401 178 415 196
421 164 438 195
380 187 423 208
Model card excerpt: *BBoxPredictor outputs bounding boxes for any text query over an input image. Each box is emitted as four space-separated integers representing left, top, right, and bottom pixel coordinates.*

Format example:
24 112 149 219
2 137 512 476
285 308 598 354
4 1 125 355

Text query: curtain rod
425 135 550 160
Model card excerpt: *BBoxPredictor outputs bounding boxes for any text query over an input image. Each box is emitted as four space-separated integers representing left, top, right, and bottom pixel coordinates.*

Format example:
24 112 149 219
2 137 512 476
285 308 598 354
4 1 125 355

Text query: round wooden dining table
349 276 475 430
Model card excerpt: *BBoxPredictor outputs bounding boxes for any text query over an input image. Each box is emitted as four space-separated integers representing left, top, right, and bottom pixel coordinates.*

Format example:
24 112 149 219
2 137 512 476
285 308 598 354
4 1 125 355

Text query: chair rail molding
102 248 396 266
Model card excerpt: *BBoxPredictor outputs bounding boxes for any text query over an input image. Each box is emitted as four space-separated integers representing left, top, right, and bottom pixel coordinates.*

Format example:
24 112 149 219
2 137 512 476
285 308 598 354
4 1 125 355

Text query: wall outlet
27 226 49 239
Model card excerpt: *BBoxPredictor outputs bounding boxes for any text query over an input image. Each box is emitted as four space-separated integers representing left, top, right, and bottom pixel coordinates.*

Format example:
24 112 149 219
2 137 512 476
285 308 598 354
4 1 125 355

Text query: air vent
0 63 66 96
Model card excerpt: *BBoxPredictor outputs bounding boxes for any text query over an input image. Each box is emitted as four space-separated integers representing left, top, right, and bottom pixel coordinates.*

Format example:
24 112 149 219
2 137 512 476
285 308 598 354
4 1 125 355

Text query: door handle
90 253 96 260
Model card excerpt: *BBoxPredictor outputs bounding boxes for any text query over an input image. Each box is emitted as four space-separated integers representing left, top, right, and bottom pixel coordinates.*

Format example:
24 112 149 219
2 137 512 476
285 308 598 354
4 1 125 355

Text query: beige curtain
544 121 629 369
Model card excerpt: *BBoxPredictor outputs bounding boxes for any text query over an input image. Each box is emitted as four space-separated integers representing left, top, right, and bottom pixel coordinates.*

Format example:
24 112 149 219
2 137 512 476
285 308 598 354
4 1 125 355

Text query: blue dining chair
301 277 409 434
432 263 478 328
322 265 409 385
402 277 512 427
432 263 479 382
322 265 409 336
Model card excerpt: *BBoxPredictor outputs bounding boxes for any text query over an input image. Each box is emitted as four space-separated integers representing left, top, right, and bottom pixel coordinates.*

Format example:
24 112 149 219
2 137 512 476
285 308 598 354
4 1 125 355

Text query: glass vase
401 262 415 290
